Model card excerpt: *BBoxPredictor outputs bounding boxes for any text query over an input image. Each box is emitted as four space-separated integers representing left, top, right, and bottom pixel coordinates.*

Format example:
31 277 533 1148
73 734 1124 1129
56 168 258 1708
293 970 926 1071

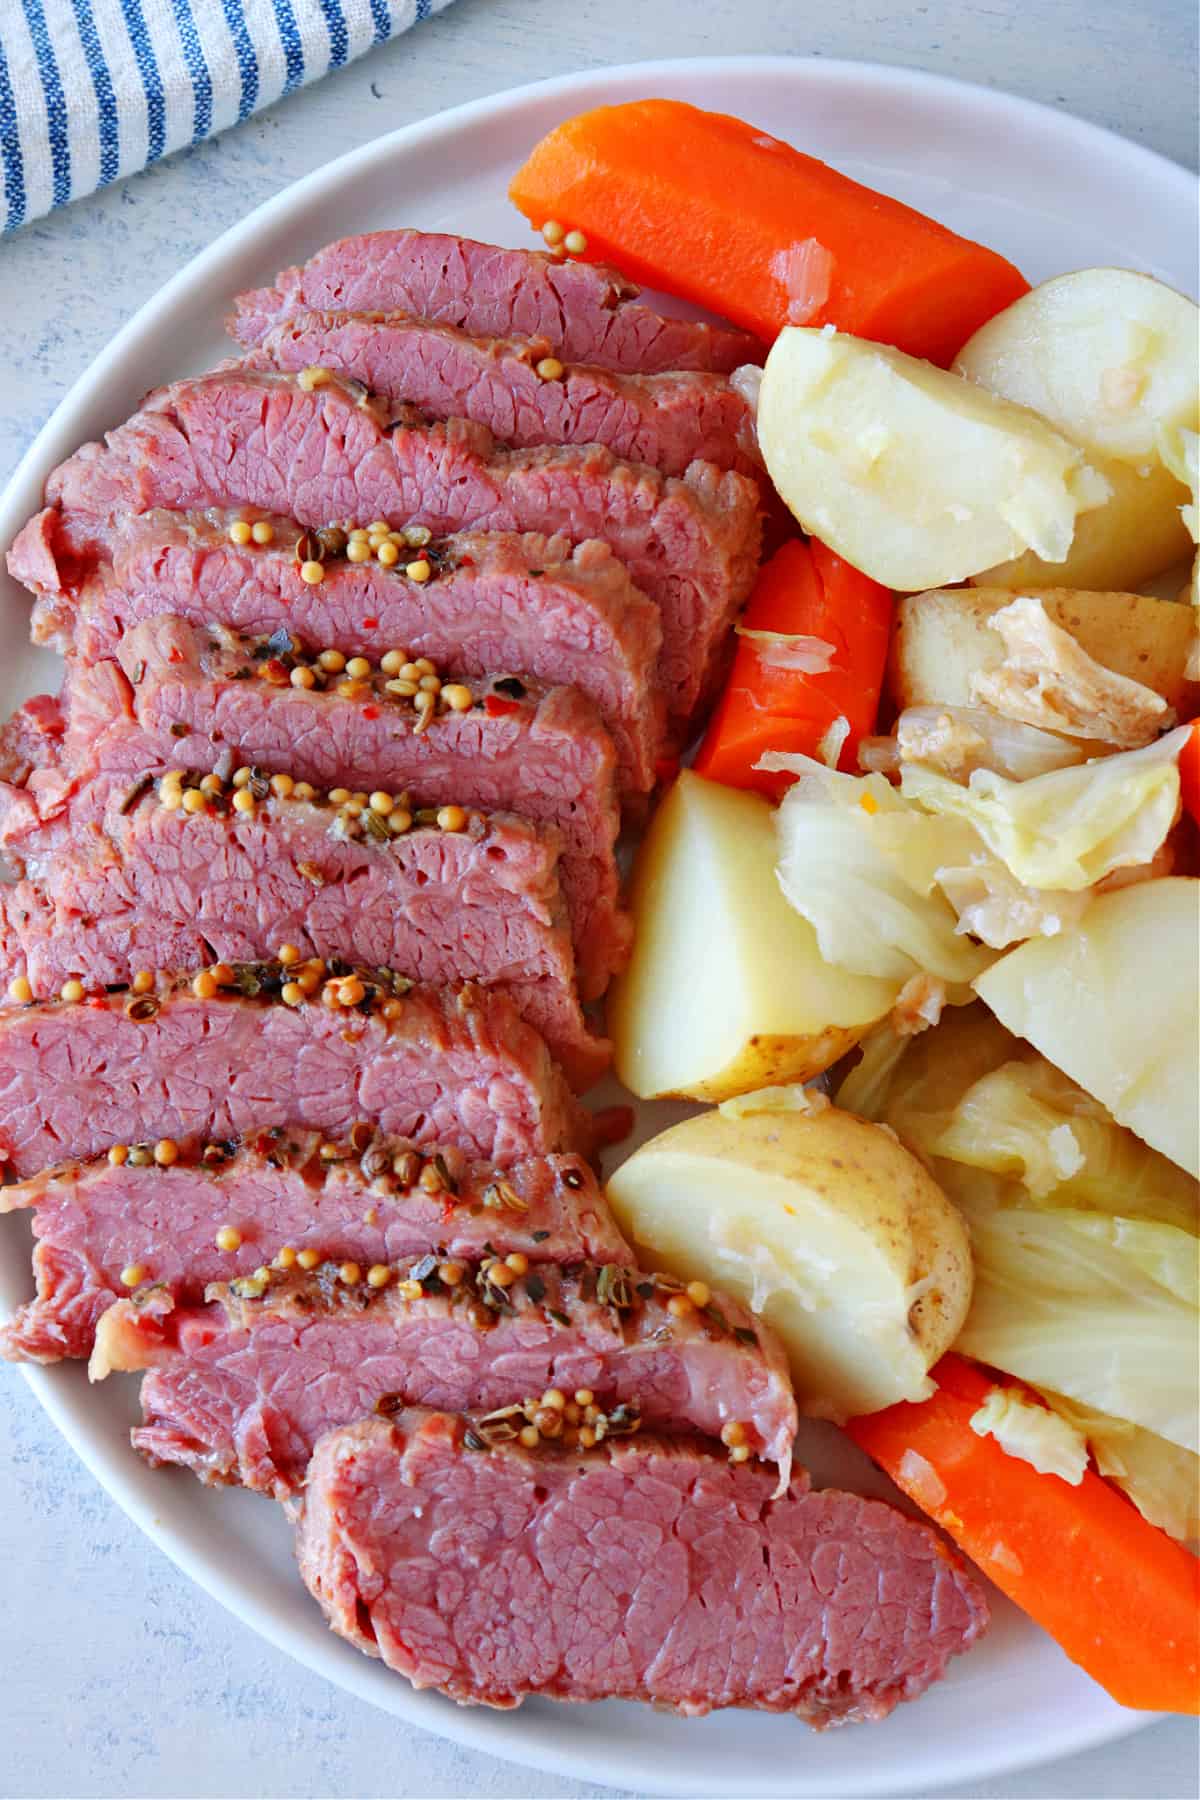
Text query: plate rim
3 50 1189 1796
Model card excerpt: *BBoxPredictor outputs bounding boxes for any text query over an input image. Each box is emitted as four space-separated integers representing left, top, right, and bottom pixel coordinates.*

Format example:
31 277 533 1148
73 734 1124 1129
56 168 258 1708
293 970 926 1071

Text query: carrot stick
692 538 892 796
1179 719 1200 825
847 1354 1200 1715
509 100 1030 365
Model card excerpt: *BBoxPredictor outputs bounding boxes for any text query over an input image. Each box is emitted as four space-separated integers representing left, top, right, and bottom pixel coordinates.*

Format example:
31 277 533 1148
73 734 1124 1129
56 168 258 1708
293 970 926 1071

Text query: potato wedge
605 1104 972 1419
889 585 1199 717
976 454 1193 593
608 771 895 1101
974 878 1200 1178
953 269 1199 467
756 327 1109 591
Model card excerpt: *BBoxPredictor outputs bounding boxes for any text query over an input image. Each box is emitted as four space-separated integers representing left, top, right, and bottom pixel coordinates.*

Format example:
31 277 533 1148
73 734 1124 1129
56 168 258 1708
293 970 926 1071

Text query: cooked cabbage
956 1201 1199 1452
933 857 1091 948
894 704 1094 781
772 732 1187 985
735 627 836 674
900 726 1188 892
834 1021 916 1122
927 1058 1200 1229
766 754 994 990
970 1386 1088 1484
1041 1391 1200 1543
718 1082 831 1120
836 1003 1020 1138
841 1009 1200 1462
969 594 1170 747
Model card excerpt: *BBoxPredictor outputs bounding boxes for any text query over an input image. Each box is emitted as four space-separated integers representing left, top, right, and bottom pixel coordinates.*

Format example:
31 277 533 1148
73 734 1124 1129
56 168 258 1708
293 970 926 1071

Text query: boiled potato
606 1104 972 1419
954 270 1199 467
889 585 1200 716
757 327 1109 591
974 878 1200 1178
1158 425 1200 609
608 771 895 1101
976 454 1193 592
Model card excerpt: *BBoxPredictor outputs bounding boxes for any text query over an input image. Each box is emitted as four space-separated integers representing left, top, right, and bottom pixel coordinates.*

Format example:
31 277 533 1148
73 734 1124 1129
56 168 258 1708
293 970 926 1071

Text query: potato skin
607 1104 974 1418
670 1025 867 1104
609 772 894 1103
889 584 1200 716
904 1167 974 1366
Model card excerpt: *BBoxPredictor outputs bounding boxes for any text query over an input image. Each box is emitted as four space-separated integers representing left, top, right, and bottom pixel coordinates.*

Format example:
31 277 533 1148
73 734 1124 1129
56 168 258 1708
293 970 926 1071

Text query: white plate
1 54 1193 1799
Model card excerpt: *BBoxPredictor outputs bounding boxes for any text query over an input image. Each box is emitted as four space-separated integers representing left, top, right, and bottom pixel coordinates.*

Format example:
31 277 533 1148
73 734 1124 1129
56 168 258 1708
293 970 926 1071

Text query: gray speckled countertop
2 3 1197 1795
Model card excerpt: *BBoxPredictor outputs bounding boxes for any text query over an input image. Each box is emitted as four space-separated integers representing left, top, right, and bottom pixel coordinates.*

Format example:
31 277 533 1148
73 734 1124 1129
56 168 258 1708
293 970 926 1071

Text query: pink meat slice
298 1412 989 1723
0 1139 626 1363
122 1261 797 1496
243 312 761 477
0 615 629 1000
230 230 764 374
41 369 762 726
13 512 665 797
0 977 591 1178
0 786 608 1090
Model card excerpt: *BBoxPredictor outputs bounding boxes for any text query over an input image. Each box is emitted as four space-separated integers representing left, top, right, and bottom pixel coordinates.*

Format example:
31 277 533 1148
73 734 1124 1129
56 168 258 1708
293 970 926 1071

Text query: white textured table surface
2 4 1198 1796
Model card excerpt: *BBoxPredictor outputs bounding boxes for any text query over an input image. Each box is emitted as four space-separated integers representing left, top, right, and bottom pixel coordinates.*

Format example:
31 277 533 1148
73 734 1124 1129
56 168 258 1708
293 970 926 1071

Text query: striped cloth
0 0 456 233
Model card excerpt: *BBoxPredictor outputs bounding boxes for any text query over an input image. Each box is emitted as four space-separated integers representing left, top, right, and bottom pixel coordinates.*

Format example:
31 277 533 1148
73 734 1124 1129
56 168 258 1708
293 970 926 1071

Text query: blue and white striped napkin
0 0 456 234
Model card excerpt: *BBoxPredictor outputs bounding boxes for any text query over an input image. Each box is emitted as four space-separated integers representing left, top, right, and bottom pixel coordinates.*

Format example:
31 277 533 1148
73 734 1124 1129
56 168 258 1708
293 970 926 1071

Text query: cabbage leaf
844 1010 1200 1459
1041 1391 1200 1543
956 1201 1199 1452
970 1386 1088 1484
901 727 1188 892
928 1058 1200 1229
894 704 1094 782
767 754 995 989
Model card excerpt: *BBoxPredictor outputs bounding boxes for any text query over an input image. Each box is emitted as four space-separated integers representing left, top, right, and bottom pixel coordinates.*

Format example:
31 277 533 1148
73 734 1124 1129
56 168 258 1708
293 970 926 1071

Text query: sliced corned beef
243 312 761 477
300 1412 989 1722
109 1258 796 1495
0 1138 625 1363
230 231 763 374
0 781 608 1089
0 972 590 1177
4 616 628 999
43 370 762 725
14 510 664 795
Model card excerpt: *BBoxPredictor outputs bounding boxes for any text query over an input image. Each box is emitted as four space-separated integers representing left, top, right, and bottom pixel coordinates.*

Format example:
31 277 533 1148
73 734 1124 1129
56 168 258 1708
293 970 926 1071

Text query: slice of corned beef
0 972 590 1178
14 511 664 795
43 370 763 725
0 666 118 839
0 1138 625 1363
230 231 764 374
300 1413 989 1722
0 781 608 1090
6 616 628 999
109 1258 796 1496
129 617 626 997
243 312 761 478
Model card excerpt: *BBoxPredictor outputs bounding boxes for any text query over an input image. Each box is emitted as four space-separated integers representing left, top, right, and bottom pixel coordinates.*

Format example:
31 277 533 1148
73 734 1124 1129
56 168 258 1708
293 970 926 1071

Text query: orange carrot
510 100 1029 365
692 538 892 797
1179 719 1200 825
847 1354 1200 1715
